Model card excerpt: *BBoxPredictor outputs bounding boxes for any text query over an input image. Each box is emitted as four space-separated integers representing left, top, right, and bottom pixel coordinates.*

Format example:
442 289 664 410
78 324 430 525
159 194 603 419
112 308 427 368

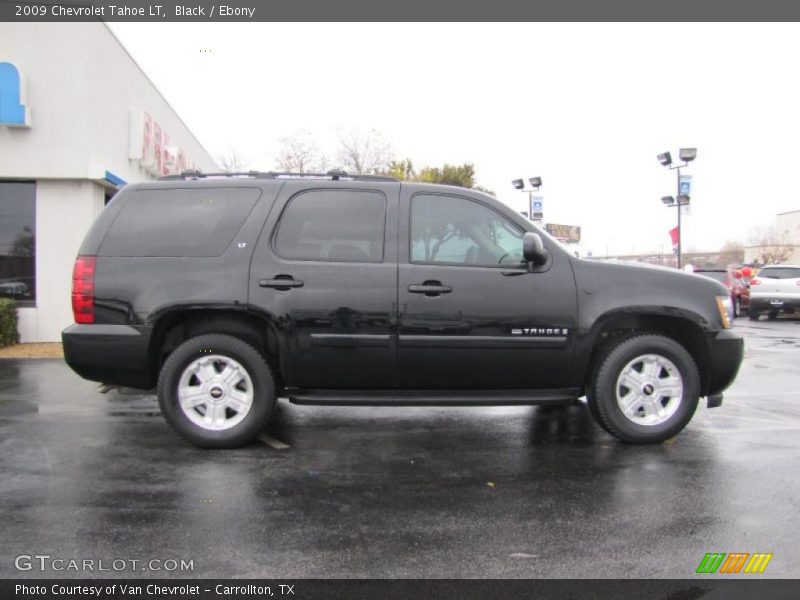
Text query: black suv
63 171 743 448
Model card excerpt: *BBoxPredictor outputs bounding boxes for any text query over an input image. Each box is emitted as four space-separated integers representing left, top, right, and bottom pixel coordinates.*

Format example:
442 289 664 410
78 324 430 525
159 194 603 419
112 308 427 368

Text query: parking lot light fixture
512 176 543 220
679 148 697 163
658 147 697 269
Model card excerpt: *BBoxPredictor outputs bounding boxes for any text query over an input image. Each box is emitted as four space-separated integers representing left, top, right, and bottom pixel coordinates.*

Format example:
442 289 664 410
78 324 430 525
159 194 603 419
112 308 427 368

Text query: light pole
511 177 542 221
657 148 697 269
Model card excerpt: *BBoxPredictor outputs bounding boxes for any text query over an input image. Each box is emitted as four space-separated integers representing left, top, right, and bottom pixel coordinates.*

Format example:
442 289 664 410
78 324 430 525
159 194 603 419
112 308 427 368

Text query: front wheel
587 335 700 444
157 334 276 448
733 297 741 318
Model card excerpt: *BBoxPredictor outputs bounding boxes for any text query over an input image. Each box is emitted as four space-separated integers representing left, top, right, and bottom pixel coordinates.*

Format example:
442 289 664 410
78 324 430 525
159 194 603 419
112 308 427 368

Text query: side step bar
287 388 580 407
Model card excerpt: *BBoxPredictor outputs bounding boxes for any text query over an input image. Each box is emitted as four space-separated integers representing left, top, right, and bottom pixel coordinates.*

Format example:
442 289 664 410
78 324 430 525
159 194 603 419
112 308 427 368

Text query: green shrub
0 299 19 348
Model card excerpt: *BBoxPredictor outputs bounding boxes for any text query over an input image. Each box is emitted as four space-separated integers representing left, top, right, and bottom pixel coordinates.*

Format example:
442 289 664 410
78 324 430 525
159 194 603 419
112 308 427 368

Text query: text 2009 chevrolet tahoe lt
62 171 743 448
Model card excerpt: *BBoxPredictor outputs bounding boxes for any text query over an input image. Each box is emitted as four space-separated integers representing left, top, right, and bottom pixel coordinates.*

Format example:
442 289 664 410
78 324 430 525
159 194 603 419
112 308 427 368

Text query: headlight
716 295 732 329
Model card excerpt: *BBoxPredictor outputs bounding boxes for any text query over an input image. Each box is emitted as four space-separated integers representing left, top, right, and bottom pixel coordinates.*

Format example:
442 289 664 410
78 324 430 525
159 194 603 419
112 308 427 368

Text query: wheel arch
581 309 711 397
148 308 283 387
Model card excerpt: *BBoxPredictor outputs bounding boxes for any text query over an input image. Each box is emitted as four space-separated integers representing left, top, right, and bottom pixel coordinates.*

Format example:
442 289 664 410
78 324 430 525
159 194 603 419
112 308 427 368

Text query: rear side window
100 187 260 257
274 189 386 263
759 267 800 279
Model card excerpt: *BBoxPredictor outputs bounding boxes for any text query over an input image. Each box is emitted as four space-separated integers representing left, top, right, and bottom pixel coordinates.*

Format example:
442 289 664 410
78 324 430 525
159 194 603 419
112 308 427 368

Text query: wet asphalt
0 318 799 579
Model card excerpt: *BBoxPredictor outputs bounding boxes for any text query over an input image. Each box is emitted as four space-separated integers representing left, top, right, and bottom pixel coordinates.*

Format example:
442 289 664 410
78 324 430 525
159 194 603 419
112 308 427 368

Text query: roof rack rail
157 169 398 182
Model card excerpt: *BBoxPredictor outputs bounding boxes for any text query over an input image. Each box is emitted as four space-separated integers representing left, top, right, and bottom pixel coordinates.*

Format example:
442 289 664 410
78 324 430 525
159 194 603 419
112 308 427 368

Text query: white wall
1 22 219 341
777 211 800 246
0 22 217 180
17 180 104 342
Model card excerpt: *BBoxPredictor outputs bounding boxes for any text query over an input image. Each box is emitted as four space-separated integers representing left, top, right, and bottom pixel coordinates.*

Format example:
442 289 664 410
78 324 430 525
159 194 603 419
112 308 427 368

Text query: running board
287 389 580 406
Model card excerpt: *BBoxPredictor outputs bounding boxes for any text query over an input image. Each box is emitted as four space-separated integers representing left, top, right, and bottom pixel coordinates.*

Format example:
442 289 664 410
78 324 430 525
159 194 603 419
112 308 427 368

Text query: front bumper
705 328 744 396
62 324 154 389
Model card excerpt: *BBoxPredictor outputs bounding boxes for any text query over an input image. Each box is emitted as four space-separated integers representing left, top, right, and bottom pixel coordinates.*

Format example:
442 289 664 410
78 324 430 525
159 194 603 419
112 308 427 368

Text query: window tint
411 194 524 267
759 267 800 279
0 182 35 302
100 187 260 257
275 190 386 262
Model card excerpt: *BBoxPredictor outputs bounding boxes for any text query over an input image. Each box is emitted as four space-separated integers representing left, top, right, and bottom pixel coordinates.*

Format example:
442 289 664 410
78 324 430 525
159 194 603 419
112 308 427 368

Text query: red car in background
694 268 750 318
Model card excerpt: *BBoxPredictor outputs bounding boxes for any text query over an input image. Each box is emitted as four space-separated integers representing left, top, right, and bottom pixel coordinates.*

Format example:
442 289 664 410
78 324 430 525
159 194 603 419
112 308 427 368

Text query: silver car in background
748 265 800 320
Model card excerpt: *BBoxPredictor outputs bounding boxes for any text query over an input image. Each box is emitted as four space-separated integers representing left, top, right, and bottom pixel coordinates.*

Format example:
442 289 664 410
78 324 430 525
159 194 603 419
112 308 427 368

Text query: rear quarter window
99 187 261 257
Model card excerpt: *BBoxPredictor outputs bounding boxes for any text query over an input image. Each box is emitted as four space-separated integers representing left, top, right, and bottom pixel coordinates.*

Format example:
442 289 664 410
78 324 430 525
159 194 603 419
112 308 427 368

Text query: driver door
397 189 577 389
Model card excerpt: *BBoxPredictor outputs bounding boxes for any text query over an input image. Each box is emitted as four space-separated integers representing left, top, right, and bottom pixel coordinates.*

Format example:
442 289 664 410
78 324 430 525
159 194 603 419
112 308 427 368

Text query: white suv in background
748 265 800 320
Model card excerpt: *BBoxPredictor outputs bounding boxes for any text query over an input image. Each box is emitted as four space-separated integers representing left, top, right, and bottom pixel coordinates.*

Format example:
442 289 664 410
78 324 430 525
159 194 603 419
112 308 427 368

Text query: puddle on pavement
0 397 38 416
106 393 161 417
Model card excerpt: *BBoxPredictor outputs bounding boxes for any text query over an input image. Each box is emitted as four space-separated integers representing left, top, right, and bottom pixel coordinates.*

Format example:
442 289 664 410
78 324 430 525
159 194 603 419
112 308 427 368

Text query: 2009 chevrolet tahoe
62 171 743 448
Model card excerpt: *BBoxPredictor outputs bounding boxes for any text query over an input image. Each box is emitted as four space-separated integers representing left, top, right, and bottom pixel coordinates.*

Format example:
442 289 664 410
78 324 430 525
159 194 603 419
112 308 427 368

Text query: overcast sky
109 23 800 258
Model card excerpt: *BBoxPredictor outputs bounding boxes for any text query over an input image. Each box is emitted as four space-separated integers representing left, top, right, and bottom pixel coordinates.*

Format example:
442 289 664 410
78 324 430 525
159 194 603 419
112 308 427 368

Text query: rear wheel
748 305 759 320
157 334 276 448
587 335 700 444
768 310 779 320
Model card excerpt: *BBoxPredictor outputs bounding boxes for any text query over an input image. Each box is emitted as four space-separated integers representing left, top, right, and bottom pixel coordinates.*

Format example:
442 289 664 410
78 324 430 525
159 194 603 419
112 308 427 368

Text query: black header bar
2 0 800 22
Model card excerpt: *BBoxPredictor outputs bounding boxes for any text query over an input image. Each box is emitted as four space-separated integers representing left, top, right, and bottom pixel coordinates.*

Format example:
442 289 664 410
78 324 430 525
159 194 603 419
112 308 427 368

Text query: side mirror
523 232 548 267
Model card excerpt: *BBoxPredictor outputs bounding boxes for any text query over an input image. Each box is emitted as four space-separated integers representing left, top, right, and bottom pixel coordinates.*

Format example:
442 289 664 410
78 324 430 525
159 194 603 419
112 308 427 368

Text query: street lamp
511 176 542 220
657 148 697 269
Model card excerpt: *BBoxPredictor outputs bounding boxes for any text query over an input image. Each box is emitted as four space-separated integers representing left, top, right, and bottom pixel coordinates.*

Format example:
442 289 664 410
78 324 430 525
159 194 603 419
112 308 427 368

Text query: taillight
750 278 761 286
71 256 96 324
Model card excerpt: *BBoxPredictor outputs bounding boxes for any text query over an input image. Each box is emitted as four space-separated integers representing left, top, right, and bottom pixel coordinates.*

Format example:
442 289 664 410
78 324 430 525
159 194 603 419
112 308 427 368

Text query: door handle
408 281 452 297
259 276 304 290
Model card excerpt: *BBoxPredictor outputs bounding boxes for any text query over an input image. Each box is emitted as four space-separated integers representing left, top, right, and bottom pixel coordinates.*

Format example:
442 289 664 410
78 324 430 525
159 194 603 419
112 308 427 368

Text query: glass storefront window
0 182 36 303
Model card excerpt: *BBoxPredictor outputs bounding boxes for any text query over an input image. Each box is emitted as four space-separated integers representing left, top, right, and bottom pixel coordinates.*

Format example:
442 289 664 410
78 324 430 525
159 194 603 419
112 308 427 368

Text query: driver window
411 194 525 267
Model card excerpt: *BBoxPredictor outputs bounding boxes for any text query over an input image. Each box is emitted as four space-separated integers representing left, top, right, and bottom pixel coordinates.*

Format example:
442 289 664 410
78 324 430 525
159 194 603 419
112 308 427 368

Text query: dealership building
0 23 218 342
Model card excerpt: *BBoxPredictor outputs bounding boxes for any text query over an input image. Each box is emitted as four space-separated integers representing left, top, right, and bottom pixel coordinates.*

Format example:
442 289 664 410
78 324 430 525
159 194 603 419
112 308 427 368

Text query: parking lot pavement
1 318 799 579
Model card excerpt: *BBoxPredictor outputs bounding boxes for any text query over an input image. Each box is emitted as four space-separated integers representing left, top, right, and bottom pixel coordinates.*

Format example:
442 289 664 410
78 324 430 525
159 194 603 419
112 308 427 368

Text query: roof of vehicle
759 264 800 269
157 169 398 183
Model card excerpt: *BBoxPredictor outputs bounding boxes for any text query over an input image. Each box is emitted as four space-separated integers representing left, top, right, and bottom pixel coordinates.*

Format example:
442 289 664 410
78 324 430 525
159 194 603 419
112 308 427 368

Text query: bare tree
717 241 744 267
334 128 393 175
216 149 248 173
747 225 792 265
275 131 327 173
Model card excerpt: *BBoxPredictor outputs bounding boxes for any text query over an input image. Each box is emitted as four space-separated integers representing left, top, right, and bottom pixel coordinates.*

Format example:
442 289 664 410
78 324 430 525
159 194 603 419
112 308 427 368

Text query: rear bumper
62 324 154 389
749 296 800 312
705 328 744 396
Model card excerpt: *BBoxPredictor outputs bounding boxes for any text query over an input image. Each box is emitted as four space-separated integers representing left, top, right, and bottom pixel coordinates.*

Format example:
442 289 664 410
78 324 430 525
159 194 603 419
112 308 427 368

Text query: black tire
748 305 759 321
588 334 700 444
585 391 614 435
733 298 741 318
768 310 779 320
157 334 276 448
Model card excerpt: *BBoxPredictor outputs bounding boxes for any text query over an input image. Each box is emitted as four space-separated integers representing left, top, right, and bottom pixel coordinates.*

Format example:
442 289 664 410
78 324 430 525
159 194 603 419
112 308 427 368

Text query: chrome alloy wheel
177 355 254 431
615 353 683 427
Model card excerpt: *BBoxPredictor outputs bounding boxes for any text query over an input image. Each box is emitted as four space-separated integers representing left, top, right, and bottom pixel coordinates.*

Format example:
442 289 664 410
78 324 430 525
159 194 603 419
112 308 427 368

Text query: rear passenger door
249 180 399 389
